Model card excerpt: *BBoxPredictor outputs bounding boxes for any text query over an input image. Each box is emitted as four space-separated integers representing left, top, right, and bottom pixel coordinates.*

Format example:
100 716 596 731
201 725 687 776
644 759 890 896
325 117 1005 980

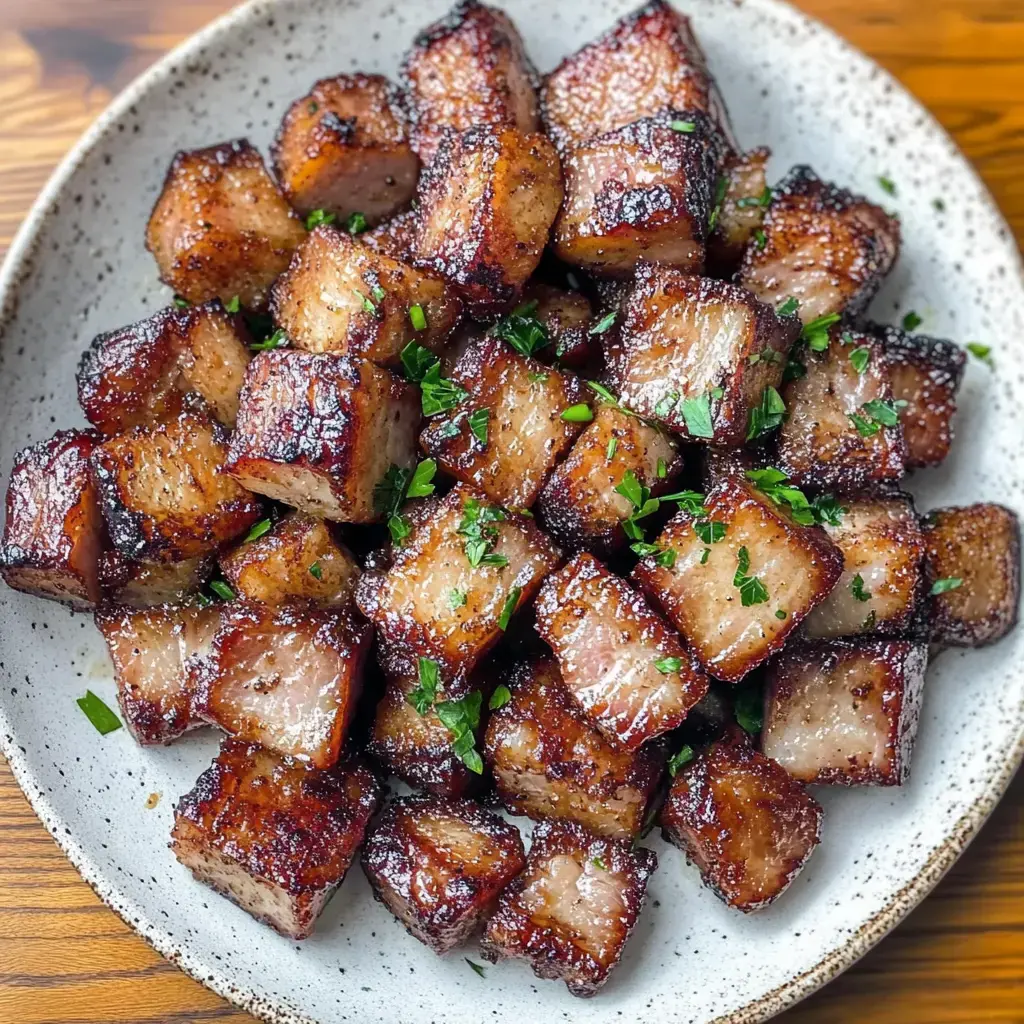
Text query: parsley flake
878 176 897 196
654 656 683 674
77 690 122 735
777 297 800 317
435 691 484 773
407 657 439 716
668 745 695 776
746 385 786 440
801 312 841 351
469 407 490 445
679 393 714 438
561 403 593 423
733 546 769 606
346 211 368 235
498 587 522 631
670 119 696 133
492 301 549 357
966 342 993 367
930 577 963 595
448 588 467 611
458 498 508 569
309 562 323 580
902 310 923 332
244 518 272 543
489 685 512 711
849 346 871 374
851 574 872 602
589 311 617 335
305 208 336 230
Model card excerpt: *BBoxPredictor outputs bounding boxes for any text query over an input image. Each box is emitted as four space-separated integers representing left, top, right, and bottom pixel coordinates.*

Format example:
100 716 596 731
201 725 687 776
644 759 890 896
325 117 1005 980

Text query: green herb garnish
244 518 272 543
498 587 522 631
469 407 489 445
306 209 336 230
667 745 695 776
407 657 439 715
930 577 963 595
733 546 769 606
77 690 122 736
851 574 872 602
489 685 512 711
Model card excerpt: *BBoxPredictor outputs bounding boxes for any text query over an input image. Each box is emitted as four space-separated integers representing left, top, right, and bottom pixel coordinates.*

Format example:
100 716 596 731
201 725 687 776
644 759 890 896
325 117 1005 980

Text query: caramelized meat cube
361 794 525 953
922 504 1021 647
146 139 306 310
763 639 928 785
707 146 771 275
360 207 420 264
633 477 843 681
225 350 420 522
522 282 596 370
171 738 379 938
194 600 371 767
616 266 800 442
98 551 213 608
660 730 822 912
485 656 664 838
272 73 418 225
481 819 657 997
419 335 587 509
535 553 708 750
415 126 562 315
270 228 460 367
0 430 105 610
739 166 901 324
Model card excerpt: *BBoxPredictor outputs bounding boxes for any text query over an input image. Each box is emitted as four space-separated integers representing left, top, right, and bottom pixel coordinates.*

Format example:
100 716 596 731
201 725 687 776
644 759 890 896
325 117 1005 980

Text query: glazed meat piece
98 551 214 608
762 639 928 785
91 411 263 562
535 553 709 750
537 403 682 554
401 0 539 166
633 476 843 682
194 600 371 768
77 300 252 435
415 126 562 315
219 511 361 608
616 265 800 443
778 329 907 491
224 350 420 522
660 729 822 911
484 656 665 838
922 504 1021 647
419 335 587 509
481 819 657 997
146 139 306 310
0 430 105 610
360 206 420 263
738 166 901 324
270 227 461 367
804 495 924 639
171 738 380 938
361 794 525 953
95 603 219 744
707 147 771 275
272 73 418 225
521 282 596 370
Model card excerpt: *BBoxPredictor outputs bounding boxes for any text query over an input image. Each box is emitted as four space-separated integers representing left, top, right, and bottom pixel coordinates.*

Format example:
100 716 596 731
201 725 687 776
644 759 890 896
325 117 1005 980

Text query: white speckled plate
0 1 1021 1021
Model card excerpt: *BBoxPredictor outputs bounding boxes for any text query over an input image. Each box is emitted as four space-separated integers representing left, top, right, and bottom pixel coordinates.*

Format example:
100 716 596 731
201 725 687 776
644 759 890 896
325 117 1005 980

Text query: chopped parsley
744 467 844 526
775 608 787 620
614 471 661 540
589 311 617 335
435 691 484 773
783 354 806 382
354 289 377 314
561 403 593 423
489 686 512 711
657 458 667 479
448 588 468 611
346 211 368 235
708 175 728 231
653 656 683 674
420 363 469 416
250 328 288 352
733 546 769 606
498 587 522 631
388 516 412 545
667 745 695 776
801 312 841 351
777 297 800 317
209 579 235 601
469 407 490 445
930 577 963 595
309 562 323 580
752 227 767 250
407 657 440 715
734 683 764 734
851 574 872 602
458 498 508 569
659 489 709 516
244 518 273 543
849 398 907 437
592 856 607 870
694 520 727 544
305 208 336 230
76 690 122 735
736 186 772 209
679 393 714 438
606 437 618 461
400 340 439 382
700 547 711 564
405 459 437 499
878 176 897 196
849 346 871 375
173 295 190 309
746 385 786 440
465 959 486 978
901 310 923 332
409 304 428 331
670 119 696 133
225 295 241 314
966 342 993 367
492 301 549 357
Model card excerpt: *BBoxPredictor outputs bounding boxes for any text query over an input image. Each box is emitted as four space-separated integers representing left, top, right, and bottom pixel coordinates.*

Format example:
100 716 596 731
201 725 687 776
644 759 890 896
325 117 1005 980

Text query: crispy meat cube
922 504 1021 647
270 227 460 367
225 350 420 522
361 794 525 953
98 551 213 608
778 329 906 491
552 113 719 278
484 655 665 838
145 139 306 310
660 729 822 912
401 0 539 166
92 411 263 562
707 147 771 275
522 282 596 370
739 167 901 324
171 738 379 938
360 207 420 263
481 819 657 997
414 126 563 315
419 335 587 509
535 553 709 750
95 603 218 744
616 266 800 442
633 477 843 682
194 600 371 767
805 496 924 639
272 73 417 225
537 403 682 554
0 430 105 610
762 639 928 785
356 485 562 684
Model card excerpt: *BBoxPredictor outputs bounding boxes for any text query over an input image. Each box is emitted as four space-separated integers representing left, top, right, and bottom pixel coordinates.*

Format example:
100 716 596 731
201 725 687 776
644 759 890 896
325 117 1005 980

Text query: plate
0 1 1021 1022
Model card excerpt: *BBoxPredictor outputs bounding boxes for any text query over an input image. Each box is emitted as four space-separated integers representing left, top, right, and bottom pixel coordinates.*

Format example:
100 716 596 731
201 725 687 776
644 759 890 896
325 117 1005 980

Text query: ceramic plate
0 1 1021 1021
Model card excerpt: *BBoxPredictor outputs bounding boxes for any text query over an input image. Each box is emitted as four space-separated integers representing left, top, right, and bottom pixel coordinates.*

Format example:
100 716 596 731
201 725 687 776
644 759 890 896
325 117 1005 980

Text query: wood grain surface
0 2 1021 1022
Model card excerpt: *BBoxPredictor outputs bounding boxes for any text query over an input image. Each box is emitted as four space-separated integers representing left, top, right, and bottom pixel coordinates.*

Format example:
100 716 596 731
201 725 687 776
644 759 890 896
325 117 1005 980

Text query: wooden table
0 1 1021 1021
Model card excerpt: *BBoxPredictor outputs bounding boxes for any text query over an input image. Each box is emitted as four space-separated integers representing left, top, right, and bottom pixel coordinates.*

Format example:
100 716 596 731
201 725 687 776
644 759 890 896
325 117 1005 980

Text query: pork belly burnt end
633 477 843 681
146 139 306 310
762 639 928 785
272 74 418 224
804 495 924 639
519 282 596 371
171 738 379 938
92 412 263 562
225 350 420 522
194 600 371 767
481 819 657 997
922 504 1021 647
415 126 562 315
419 335 587 509
485 655 665 838
270 228 460 367
707 147 771 275
535 553 708 750
739 166 901 324
98 551 214 608
401 0 539 166
0 430 104 609
616 267 800 442
96 603 219 744
361 794 525 953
